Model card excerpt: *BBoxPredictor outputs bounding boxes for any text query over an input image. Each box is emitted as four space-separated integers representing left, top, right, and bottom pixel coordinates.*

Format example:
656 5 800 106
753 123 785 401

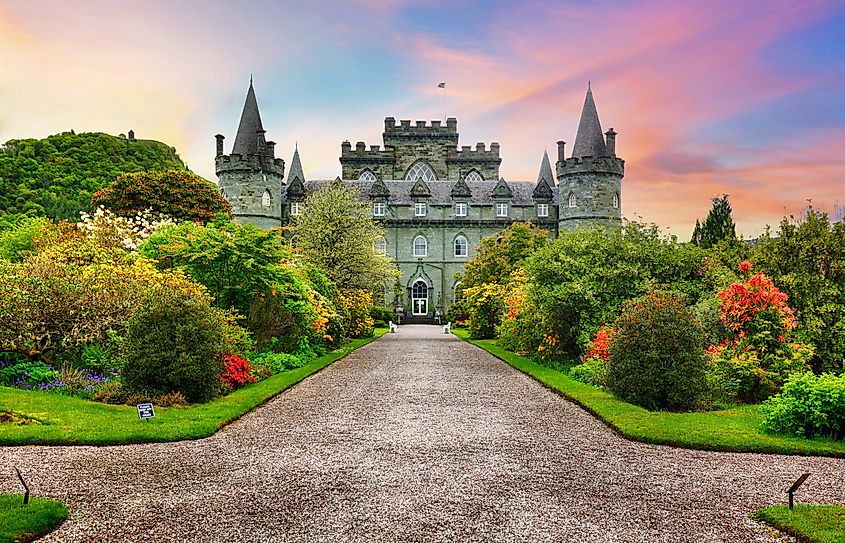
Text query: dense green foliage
457 330 845 457
0 494 68 543
0 331 384 445
755 505 845 543
0 131 184 220
763 372 845 440
92 170 232 223
0 217 51 262
691 194 737 248
607 292 707 411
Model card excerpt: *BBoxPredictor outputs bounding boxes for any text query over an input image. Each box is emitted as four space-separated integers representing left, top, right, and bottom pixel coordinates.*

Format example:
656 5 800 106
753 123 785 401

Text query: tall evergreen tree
693 194 736 248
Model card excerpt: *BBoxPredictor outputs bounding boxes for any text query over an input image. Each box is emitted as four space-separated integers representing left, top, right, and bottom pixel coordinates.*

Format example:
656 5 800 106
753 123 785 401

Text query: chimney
605 128 617 157
265 141 276 158
215 134 225 157
556 140 566 163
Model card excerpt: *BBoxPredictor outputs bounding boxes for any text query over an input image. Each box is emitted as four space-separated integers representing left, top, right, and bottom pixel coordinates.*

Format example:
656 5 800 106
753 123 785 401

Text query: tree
692 194 736 248
293 179 396 296
91 170 232 223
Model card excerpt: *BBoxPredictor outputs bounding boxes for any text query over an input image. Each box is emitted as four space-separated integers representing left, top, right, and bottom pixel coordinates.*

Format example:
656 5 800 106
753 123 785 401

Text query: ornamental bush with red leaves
91 170 232 223
708 261 812 403
220 354 258 390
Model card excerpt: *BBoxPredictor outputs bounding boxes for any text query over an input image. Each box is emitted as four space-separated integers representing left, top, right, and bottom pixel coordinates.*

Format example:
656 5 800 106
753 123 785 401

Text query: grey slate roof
537 150 554 185
303 179 560 205
571 85 607 159
232 80 265 156
287 145 305 183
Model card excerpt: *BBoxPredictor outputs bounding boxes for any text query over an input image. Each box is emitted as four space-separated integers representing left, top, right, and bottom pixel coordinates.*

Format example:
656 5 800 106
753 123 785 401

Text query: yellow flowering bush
338 289 374 339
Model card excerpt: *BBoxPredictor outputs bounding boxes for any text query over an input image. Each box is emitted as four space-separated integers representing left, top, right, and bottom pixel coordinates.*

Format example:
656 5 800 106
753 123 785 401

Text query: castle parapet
446 140 502 165
383 117 459 139
558 156 625 176
215 151 285 176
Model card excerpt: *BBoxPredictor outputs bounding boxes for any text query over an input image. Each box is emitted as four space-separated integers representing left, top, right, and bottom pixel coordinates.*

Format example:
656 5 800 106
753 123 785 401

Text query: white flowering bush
77 206 174 252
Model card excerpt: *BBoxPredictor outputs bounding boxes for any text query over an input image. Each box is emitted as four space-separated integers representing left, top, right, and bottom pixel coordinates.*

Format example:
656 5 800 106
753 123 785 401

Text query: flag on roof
437 82 446 88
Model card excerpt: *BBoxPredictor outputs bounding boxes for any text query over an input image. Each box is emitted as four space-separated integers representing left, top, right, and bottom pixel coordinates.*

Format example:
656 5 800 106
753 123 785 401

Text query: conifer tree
693 194 736 248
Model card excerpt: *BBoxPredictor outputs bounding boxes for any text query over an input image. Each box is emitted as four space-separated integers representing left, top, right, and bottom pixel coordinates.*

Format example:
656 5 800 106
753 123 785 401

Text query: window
464 170 483 182
358 170 376 181
537 203 549 217
262 190 271 208
373 202 385 217
452 281 463 302
454 235 468 258
454 202 467 217
289 235 297 248
290 202 301 216
613 193 619 209
374 236 387 256
413 235 427 257
414 202 426 217
568 193 577 208
405 161 436 182
496 203 508 217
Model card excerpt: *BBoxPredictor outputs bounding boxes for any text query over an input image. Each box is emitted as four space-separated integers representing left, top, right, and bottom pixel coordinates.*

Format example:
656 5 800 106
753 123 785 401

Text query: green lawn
0 330 385 446
454 330 845 457
0 494 68 543
755 505 845 543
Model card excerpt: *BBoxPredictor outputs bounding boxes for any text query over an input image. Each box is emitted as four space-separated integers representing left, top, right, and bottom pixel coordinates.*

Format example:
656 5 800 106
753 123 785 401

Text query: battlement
447 141 501 164
558 156 625 176
383 117 459 138
340 140 397 163
215 152 285 176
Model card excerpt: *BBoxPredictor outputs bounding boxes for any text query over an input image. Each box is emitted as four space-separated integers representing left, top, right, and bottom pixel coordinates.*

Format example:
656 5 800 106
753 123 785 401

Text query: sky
1 0 844 239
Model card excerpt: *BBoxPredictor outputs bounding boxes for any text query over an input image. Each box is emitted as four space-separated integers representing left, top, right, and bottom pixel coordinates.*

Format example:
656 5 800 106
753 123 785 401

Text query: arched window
262 189 271 208
568 192 577 208
613 193 619 209
464 170 483 182
374 236 387 256
412 279 428 315
413 235 427 257
289 235 297 248
452 281 463 302
358 170 376 181
454 235 468 258
405 161 436 182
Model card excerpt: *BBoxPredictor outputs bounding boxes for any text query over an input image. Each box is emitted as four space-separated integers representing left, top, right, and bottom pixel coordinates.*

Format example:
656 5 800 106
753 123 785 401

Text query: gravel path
1 325 843 542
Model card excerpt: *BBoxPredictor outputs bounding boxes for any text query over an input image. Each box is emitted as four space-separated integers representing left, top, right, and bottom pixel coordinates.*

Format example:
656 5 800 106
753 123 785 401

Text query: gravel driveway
1 325 842 542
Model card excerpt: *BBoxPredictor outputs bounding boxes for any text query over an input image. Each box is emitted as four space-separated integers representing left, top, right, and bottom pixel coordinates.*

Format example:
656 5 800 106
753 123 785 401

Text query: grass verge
454 329 845 457
755 505 845 543
0 330 386 446
0 494 68 543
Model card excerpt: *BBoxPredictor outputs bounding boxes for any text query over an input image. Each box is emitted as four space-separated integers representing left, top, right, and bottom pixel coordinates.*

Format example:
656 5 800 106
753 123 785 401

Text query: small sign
136 403 155 420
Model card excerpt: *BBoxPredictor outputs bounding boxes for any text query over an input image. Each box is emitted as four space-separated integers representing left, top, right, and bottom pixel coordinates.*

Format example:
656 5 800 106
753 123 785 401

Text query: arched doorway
412 279 428 316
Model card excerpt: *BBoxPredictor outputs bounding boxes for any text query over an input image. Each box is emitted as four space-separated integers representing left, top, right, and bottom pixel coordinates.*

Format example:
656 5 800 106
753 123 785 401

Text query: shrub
248 351 307 374
91 379 128 404
249 364 273 381
219 354 257 391
569 356 608 387
91 170 232 223
121 290 235 403
369 305 393 323
0 361 58 389
607 291 708 411
338 288 374 338
0 217 51 262
762 372 845 441
693 294 731 348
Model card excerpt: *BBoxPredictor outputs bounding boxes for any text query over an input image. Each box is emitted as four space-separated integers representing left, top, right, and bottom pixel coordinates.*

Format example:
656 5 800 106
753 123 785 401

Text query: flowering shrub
77 206 173 252
220 354 258 390
338 288 374 339
584 326 615 363
568 326 615 387
762 371 845 441
707 263 812 403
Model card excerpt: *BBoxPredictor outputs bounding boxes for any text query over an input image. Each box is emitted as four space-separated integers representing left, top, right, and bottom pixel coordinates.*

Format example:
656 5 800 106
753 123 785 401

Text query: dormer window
496 203 508 217
414 202 427 217
454 203 467 217
262 190 271 208
537 203 549 217
373 202 385 217
613 193 619 209
568 193 577 208
290 202 301 216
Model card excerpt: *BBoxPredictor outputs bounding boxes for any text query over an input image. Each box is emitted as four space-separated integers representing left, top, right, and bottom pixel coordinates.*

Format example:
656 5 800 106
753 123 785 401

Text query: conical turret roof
232 79 265 156
537 149 554 185
287 145 305 184
571 84 606 158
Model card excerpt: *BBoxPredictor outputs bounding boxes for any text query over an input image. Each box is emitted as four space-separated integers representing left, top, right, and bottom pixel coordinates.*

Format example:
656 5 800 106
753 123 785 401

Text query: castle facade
215 81 624 318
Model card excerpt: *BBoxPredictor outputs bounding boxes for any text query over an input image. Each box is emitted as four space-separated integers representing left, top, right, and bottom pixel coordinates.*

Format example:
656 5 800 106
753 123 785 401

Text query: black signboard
136 403 155 420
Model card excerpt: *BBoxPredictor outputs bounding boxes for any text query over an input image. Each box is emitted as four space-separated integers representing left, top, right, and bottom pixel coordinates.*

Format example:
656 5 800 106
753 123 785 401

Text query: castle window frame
375 236 387 256
452 280 464 303
613 193 619 209
413 235 428 257
405 160 437 183
262 189 272 208
454 235 468 258
373 202 386 217
290 202 301 216
496 203 508 217
359 170 377 181
464 170 483 182
568 192 577 208
537 203 549 217
454 203 467 217
414 202 427 217
289 235 297 248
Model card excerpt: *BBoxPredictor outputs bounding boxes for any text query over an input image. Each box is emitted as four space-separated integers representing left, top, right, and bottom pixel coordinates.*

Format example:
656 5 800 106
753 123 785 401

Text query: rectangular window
414 202 427 217
496 203 508 217
537 203 549 217
290 202 301 216
454 203 467 217
373 202 385 217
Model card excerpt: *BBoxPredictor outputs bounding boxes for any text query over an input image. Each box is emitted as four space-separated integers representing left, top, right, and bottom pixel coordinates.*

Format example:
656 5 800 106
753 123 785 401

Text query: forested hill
0 131 187 221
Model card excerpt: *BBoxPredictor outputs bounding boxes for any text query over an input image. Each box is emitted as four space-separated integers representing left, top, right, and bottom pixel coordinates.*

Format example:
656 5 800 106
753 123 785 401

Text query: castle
215 81 624 318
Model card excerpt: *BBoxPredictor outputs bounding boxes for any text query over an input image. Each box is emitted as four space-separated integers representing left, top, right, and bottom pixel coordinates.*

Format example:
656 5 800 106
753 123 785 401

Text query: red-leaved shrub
220 354 257 390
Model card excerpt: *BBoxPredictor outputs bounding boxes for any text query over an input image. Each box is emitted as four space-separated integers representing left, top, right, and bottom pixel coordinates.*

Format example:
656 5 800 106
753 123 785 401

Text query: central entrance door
412 280 428 315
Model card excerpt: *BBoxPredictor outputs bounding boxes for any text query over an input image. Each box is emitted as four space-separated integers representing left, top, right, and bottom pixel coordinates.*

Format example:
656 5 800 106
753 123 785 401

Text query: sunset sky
1 0 843 238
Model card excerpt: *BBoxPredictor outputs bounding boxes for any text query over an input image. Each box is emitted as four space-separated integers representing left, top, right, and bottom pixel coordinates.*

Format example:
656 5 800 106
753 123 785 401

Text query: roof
231 80 265 156
571 85 606 159
303 179 560 205
287 145 305 183
537 150 555 185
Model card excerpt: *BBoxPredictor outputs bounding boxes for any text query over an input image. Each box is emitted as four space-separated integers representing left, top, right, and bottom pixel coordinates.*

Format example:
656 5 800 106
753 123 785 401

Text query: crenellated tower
215 79 285 228
556 84 624 229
